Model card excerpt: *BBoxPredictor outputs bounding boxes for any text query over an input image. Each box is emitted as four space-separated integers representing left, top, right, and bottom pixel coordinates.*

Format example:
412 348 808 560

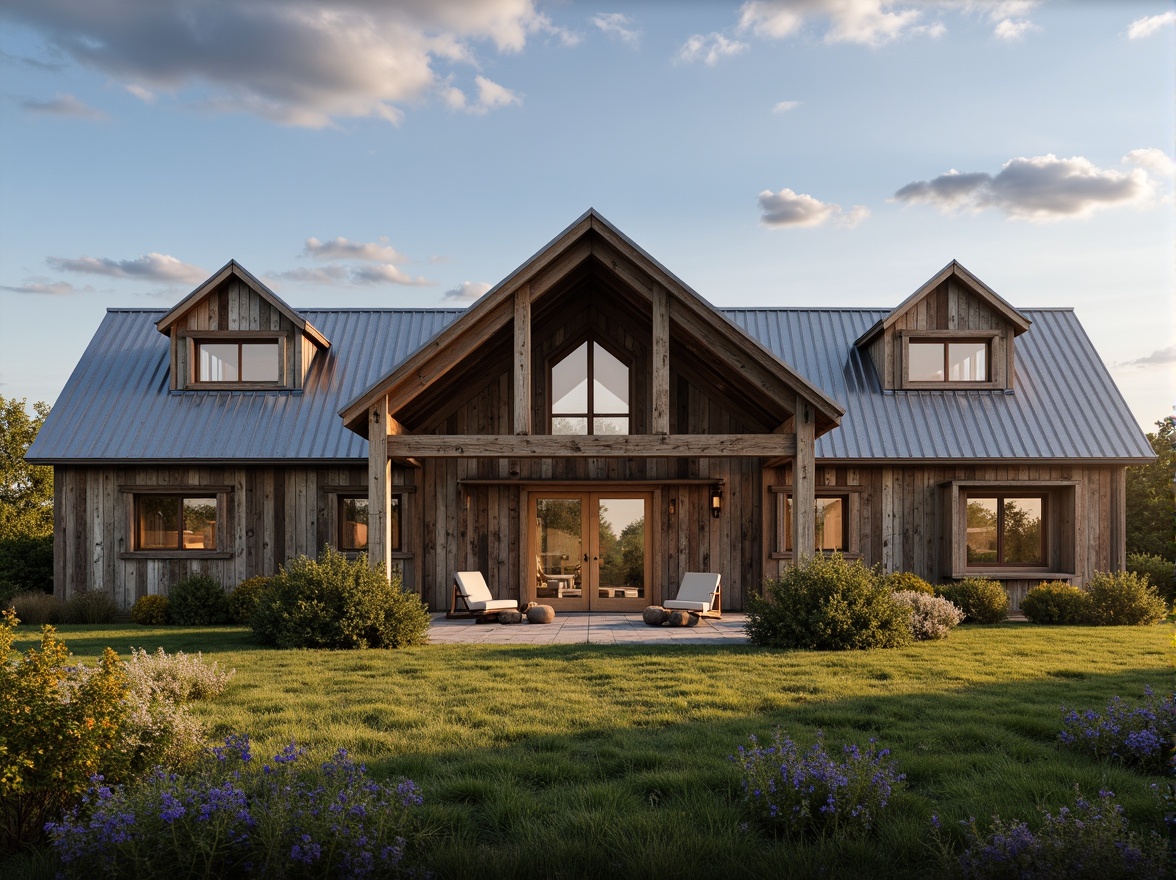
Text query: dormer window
550 339 630 435
195 340 281 384
907 339 989 383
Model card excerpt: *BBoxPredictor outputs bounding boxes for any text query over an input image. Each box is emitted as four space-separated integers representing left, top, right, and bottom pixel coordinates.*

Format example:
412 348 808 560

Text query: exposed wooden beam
385 434 797 458
652 285 670 434
513 285 532 435
367 397 394 578
792 393 815 562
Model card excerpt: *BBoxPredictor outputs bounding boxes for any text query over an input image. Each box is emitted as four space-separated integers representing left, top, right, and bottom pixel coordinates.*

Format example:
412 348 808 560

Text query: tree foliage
0 396 53 539
1126 416 1175 561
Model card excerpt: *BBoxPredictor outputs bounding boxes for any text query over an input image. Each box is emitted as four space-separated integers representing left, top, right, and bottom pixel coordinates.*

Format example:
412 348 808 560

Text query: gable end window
195 340 281 384
549 339 630 435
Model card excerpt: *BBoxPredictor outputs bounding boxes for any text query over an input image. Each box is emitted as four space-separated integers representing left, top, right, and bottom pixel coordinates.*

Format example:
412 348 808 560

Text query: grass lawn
9 622 1173 879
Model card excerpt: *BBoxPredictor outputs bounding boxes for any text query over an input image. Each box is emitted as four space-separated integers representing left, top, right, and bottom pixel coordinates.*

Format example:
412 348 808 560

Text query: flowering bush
1020 581 1092 624
1059 687 1176 775
956 789 1166 879
130 594 170 625
0 609 130 851
937 577 1008 624
48 734 426 879
731 729 904 838
1085 570 1167 626
892 590 964 640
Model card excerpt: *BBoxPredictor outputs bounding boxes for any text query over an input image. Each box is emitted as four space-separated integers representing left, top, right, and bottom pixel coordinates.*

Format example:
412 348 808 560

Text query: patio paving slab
428 612 750 645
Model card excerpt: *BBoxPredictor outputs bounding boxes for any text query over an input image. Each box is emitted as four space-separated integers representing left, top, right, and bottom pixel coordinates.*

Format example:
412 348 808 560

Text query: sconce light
668 498 676 516
711 488 721 519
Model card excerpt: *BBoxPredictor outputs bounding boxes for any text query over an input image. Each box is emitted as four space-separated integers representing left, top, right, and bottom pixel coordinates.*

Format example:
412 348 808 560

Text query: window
770 489 856 556
550 340 629 435
136 495 218 551
907 339 988 383
338 495 400 552
195 340 280 383
965 494 1043 566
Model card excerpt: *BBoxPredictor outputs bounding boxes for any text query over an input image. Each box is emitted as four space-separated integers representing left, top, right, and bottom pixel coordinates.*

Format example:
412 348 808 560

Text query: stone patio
427 612 750 645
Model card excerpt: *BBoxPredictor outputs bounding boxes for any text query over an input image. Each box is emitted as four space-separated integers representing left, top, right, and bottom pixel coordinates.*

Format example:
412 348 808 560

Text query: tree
0 397 53 539
1126 416 1175 562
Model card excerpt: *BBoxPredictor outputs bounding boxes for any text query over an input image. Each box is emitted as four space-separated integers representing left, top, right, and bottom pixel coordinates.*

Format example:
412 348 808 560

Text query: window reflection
549 339 629 435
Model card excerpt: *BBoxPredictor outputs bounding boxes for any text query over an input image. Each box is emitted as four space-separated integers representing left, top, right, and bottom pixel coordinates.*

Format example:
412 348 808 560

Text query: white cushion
664 599 711 612
455 571 516 612
665 572 720 612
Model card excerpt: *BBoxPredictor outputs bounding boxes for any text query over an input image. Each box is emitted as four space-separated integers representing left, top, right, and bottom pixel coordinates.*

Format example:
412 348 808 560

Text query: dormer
155 260 329 392
854 260 1030 392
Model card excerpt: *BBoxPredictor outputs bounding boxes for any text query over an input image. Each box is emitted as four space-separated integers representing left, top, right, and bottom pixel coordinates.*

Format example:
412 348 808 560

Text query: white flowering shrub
892 590 965 640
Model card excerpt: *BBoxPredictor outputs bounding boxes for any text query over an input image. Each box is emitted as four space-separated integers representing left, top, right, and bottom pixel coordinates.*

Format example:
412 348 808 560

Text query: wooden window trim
545 334 633 435
180 332 289 388
898 330 1002 390
324 489 404 556
963 491 1047 569
123 490 228 557
767 486 861 559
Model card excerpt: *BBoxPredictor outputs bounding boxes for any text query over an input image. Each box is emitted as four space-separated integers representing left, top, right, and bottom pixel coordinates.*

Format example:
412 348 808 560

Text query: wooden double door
529 490 651 611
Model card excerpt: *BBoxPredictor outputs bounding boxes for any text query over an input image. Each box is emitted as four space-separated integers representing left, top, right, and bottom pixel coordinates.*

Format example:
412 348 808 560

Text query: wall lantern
711 488 721 519
668 497 676 516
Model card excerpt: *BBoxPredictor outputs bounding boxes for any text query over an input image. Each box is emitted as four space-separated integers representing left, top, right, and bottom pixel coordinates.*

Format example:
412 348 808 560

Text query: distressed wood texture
513 285 532 435
52 463 420 609
762 462 1128 611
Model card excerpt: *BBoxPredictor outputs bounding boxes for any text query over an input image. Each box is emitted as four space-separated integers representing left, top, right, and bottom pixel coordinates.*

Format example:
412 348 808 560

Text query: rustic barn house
27 210 1154 613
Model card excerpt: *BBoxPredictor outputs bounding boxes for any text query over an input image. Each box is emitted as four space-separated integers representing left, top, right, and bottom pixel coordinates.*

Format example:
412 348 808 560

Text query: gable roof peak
154 259 329 348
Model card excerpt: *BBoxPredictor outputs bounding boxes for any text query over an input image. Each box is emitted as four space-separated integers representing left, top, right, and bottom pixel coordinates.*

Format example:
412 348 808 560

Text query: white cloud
892 152 1160 220
592 13 639 46
0 280 90 295
0 0 558 127
678 33 748 65
1128 10 1176 39
758 188 869 228
773 100 801 113
272 263 432 287
443 281 492 302
268 266 351 285
303 237 407 263
1125 148 1176 179
993 17 1039 41
351 264 433 286
124 84 156 103
471 75 521 114
739 0 924 46
1121 345 1176 368
21 92 107 120
46 252 207 283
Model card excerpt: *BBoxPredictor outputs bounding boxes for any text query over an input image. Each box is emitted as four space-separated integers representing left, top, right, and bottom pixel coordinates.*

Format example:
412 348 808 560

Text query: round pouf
498 609 523 624
666 610 692 627
526 604 555 624
642 606 668 627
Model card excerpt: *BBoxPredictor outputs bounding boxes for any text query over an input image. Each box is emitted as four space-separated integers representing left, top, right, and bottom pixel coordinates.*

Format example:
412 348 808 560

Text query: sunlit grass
11 622 1172 878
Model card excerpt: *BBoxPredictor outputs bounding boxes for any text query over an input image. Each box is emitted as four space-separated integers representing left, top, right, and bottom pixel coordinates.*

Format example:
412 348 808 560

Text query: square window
965 495 1043 567
136 495 218 551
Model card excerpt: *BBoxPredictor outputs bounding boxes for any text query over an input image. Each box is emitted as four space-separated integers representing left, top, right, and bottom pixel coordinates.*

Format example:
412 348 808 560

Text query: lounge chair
449 571 519 619
663 572 722 618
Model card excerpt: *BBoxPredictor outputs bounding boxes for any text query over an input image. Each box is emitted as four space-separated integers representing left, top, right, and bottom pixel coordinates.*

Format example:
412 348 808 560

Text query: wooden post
792 394 815 563
513 285 532 435
367 398 395 578
652 286 670 435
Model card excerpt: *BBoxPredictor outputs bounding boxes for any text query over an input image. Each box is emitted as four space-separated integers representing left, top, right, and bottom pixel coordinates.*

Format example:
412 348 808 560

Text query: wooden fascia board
385 433 799 458
155 259 330 349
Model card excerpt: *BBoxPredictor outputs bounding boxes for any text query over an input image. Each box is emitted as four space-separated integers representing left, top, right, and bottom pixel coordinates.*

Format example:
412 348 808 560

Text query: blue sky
1 1 1172 430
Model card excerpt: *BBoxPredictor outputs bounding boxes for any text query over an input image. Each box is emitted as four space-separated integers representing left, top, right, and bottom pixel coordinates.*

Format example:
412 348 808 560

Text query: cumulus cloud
739 0 925 46
892 152 1163 220
0 280 91 295
46 252 207 283
758 188 869 228
439 74 521 114
678 32 748 65
1128 10 1176 39
21 92 107 120
272 263 432 287
1120 346 1176 368
303 237 406 263
592 12 639 46
773 100 801 113
1125 147 1176 179
993 17 1039 40
0 0 560 127
351 264 432 286
443 280 492 302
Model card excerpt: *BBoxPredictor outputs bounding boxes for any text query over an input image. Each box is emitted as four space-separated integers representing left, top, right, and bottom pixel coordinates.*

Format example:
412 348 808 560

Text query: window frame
119 485 233 559
181 330 289 389
899 330 1001 390
336 494 402 554
768 486 861 559
546 335 633 436
963 492 1046 569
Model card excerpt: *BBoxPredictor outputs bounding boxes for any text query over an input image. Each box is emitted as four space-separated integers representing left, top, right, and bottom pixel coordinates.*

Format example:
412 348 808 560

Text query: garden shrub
167 572 230 626
8 590 63 625
130 594 170 625
1059 686 1175 775
955 789 1166 880
48 734 426 879
0 534 54 604
884 570 936 595
937 577 1008 624
1085 570 1167 626
0 609 131 851
62 588 119 624
228 575 270 624
892 590 964 640
732 729 903 838
1126 552 1175 604
746 554 912 650
251 548 430 649
1020 581 1092 625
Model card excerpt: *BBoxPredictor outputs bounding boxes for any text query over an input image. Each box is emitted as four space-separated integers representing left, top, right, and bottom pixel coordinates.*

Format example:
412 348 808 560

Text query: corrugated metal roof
28 306 1153 463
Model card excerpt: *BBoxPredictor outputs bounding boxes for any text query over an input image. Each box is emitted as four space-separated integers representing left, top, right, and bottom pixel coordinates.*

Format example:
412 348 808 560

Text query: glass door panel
593 497 646 605
535 497 585 606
